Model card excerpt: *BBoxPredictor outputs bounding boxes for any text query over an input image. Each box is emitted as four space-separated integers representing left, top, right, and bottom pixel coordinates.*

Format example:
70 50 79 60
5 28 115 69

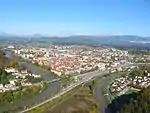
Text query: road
5 50 141 112
20 63 133 113
20 70 104 113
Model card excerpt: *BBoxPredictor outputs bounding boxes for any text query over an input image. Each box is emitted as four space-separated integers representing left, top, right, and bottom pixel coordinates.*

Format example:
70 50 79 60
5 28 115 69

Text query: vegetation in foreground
0 85 44 106
27 72 126 113
28 83 99 113
105 65 150 113
120 88 150 113
0 50 47 111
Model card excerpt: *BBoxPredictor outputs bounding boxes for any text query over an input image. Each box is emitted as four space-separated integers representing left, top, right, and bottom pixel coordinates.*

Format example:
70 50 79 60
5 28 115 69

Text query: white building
5 68 18 73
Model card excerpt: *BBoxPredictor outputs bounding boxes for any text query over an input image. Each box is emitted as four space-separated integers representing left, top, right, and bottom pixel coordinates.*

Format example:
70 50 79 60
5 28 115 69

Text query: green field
125 87 140 95
8 75 16 79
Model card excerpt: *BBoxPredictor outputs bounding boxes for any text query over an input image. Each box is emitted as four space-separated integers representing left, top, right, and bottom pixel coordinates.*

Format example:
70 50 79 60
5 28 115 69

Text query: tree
120 88 150 113
10 61 18 67
95 66 99 70
16 81 21 87
60 74 67 79
0 70 9 85
0 69 2 75
16 66 24 72
5 91 13 103
14 91 21 99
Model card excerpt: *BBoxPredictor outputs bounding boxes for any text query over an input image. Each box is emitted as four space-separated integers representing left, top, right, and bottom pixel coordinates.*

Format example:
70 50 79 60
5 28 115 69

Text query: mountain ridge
0 34 150 49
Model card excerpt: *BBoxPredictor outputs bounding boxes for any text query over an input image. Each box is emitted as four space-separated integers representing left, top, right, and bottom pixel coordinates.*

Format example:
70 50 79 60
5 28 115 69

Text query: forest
120 65 150 113
0 85 43 105
120 88 150 113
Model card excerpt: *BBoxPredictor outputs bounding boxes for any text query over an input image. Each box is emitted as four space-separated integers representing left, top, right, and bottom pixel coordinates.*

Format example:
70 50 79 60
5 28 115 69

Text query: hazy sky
0 0 150 36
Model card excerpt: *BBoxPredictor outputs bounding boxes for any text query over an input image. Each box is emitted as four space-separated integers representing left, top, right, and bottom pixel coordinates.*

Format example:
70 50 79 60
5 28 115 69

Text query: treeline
80 66 99 74
105 88 150 113
25 76 43 83
129 50 150 55
34 62 51 70
119 88 150 113
0 86 43 105
129 65 150 78
0 70 10 85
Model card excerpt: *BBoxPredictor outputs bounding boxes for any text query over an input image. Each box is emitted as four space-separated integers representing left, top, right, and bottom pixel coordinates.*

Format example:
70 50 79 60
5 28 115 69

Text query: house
5 68 18 73
0 84 3 89
22 82 32 86
21 70 28 74
32 57 39 63
51 70 62 76
32 74 41 78
9 79 16 85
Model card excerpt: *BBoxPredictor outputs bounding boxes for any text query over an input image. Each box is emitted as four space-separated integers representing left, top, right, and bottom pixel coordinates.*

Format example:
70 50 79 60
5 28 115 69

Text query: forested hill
120 88 150 113
1 35 150 49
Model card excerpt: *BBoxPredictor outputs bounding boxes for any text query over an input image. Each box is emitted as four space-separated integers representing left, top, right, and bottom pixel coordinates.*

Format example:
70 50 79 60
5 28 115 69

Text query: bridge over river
45 78 61 83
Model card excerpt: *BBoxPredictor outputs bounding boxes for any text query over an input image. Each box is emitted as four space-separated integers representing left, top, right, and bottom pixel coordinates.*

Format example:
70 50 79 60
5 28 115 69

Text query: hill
1 35 150 49
120 88 150 113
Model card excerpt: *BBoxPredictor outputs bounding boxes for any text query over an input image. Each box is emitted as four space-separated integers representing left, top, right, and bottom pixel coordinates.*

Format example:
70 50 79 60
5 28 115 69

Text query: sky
0 0 150 36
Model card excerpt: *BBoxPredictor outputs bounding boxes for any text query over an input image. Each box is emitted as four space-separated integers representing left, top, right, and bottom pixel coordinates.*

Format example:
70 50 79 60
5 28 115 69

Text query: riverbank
0 85 44 106
11 52 59 79
95 71 127 113
27 83 99 113
0 50 61 112
3 50 131 113
26 71 126 113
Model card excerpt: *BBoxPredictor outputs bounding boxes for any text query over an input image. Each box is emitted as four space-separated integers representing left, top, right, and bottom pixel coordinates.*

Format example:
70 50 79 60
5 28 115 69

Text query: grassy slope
28 84 98 113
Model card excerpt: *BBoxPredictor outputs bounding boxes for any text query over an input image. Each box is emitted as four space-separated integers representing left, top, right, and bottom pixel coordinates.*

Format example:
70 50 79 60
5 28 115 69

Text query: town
13 45 128 76
0 45 130 94
0 66 42 93
1 45 150 113
109 66 150 97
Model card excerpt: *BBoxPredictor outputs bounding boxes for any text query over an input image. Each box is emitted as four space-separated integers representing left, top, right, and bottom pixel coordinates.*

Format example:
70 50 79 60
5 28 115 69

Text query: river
95 73 125 113
1 50 61 112
4 50 125 113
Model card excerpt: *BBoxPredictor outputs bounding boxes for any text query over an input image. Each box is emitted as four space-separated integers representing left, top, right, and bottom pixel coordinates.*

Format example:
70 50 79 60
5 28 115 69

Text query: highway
20 70 105 113
19 63 134 113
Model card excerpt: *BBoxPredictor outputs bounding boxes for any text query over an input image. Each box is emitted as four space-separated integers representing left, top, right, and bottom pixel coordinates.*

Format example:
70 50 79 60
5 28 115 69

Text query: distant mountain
48 35 150 49
0 34 150 49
